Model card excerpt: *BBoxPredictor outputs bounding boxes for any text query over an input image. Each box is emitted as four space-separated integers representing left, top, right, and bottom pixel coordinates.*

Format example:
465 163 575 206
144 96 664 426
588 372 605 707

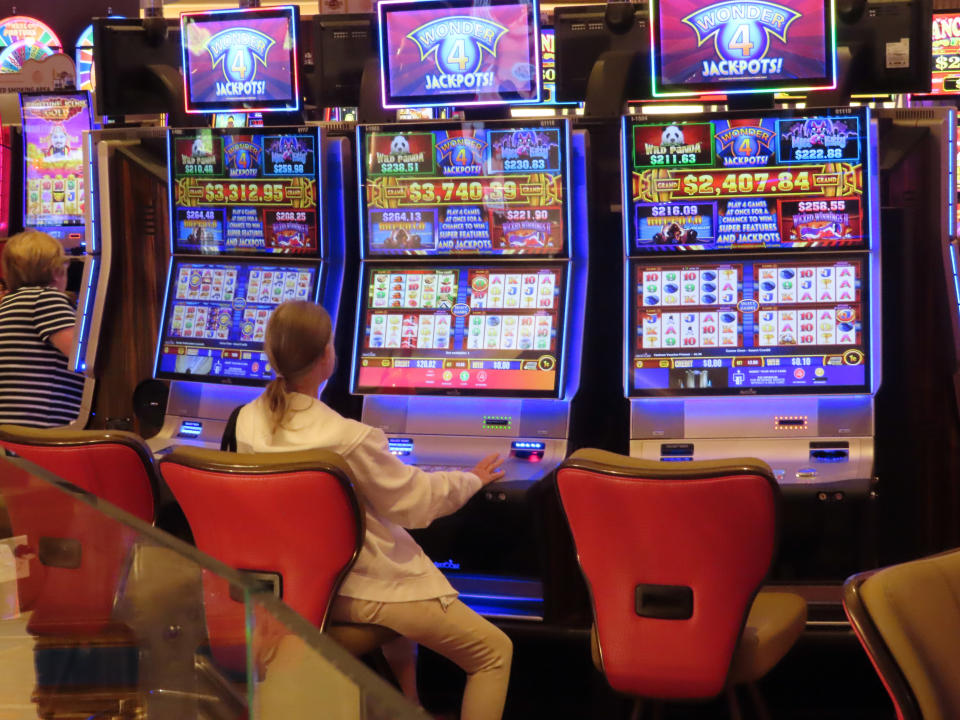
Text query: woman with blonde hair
0 230 83 426
235 300 513 720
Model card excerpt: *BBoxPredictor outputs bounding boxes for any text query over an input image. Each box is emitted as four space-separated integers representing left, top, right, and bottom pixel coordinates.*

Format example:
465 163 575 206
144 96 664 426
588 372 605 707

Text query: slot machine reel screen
930 13 960 95
155 258 320 385
169 126 321 256
650 0 837 97
623 108 870 254
377 0 541 108
20 92 91 233
353 263 567 397
359 120 569 257
181 6 301 114
628 255 870 395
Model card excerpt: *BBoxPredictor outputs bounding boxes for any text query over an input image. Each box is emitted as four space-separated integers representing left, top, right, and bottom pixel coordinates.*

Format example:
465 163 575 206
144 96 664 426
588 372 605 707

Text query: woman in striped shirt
0 230 84 427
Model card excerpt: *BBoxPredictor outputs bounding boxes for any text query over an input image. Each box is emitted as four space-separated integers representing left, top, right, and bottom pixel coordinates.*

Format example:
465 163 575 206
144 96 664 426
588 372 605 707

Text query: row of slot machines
133 105 896 620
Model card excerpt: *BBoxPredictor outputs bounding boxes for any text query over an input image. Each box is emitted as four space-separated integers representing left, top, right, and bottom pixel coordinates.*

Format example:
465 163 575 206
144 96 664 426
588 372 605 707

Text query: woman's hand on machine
471 453 506 485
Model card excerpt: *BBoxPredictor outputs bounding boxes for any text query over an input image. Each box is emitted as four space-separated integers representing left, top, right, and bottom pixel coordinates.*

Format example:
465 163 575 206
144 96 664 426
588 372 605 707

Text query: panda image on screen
660 124 685 147
391 135 410 155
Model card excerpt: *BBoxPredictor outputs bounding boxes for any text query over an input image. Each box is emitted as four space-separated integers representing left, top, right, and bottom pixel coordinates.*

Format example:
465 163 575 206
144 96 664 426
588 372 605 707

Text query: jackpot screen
378 0 540 108
21 92 91 230
169 127 320 255
156 259 320 384
360 121 568 257
628 256 869 395
624 109 869 253
931 13 960 95
354 263 566 397
651 0 836 96
181 6 300 113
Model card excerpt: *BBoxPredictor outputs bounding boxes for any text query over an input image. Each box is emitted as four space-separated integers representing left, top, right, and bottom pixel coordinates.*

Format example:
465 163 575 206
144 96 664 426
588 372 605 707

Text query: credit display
650 0 836 96
181 6 300 114
378 0 540 108
353 263 566 396
624 109 868 253
629 256 868 395
156 259 320 385
169 126 320 255
930 13 960 95
360 120 568 257
21 92 91 231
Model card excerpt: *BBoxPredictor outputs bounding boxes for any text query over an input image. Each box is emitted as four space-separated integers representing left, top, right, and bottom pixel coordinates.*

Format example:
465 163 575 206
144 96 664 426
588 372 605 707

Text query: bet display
156 259 319 384
354 263 566 396
360 121 568 256
181 6 300 114
21 93 91 231
378 0 540 108
629 256 868 395
169 127 320 255
624 109 868 253
930 13 960 95
651 0 835 96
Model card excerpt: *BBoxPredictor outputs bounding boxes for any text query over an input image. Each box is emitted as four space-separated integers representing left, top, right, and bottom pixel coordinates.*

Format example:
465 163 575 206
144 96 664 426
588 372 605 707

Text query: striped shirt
0 286 84 427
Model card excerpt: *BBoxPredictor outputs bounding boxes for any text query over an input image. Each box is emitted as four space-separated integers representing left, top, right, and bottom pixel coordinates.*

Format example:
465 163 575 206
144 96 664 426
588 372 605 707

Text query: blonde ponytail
263 301 333 433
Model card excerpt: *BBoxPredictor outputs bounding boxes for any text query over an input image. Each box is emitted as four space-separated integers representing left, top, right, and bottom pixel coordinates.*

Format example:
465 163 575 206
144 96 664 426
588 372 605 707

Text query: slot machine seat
556 449 806 716
158 446 369 672
843 548 960 720
0 425 160 634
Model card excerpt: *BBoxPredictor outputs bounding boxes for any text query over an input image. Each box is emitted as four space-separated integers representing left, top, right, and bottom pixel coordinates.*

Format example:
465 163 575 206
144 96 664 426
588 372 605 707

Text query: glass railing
0 453 429 720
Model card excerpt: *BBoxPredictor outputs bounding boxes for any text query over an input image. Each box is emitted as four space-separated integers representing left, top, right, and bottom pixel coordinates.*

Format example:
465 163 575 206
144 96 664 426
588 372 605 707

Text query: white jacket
236 392 482 602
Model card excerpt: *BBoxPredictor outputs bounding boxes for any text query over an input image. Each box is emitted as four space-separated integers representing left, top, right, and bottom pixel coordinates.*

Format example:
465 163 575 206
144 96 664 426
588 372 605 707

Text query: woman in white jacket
236 300 512 720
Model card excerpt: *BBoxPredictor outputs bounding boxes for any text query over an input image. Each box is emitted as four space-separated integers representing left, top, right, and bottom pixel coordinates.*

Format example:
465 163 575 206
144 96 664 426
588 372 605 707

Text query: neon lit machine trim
622 107 880 495
352 119 588 619
148 125 349 452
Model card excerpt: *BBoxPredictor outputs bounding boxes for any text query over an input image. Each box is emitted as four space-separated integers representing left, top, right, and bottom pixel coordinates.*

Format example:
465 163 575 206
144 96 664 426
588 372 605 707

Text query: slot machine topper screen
169 126 321 256
181 6 301 114
650 0 837 97
155 257 321 385
353 262 567 397
378 0 541 108
359 120 570 257
623 108 870 254
20 92 91 233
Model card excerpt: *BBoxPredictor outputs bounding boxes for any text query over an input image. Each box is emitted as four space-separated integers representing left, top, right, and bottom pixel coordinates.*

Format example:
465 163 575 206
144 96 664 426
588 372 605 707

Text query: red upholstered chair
158 446 365 672
0 425 157 523
0 425 159 634
556 449 807 717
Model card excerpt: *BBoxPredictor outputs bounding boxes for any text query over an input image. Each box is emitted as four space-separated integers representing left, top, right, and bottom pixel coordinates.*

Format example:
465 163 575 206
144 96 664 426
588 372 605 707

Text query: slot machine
148 125 349 451
20 91 96 426
352 118 589 619
623 108 881 495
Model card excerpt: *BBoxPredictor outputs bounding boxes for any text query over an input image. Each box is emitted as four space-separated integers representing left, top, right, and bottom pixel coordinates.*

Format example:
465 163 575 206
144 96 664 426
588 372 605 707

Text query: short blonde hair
1 230 65 292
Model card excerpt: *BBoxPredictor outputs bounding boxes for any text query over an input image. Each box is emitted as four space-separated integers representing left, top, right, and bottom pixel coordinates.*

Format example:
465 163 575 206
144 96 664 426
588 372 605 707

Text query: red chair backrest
159 447 363 630
556 451 778 700
0 426 156 523
0 438 144 635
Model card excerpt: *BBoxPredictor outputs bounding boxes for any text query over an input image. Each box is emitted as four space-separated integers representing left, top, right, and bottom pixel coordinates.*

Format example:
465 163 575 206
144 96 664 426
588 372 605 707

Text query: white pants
329 596 513 720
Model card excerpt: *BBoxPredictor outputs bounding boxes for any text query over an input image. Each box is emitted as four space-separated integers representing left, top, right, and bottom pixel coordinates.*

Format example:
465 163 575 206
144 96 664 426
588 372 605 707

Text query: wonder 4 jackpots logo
204 27 275 98
408 16 508 91
681 0 801 78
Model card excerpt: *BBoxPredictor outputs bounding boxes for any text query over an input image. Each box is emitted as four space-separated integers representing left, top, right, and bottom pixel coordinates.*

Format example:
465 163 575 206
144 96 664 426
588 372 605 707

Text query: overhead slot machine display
356 0 588 620
148 6 350 450
623 107 881 492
